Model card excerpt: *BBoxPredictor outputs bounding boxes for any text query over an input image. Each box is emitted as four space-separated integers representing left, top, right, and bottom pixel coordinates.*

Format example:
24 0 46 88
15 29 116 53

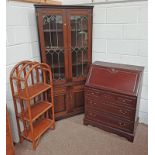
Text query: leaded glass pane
70 16 88 78
43 15 65 80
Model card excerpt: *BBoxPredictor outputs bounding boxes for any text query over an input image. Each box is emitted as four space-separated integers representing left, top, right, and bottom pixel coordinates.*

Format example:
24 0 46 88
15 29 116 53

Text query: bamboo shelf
21 119 53 141
14 83 51 100
17 101 53 122
10 60 55 150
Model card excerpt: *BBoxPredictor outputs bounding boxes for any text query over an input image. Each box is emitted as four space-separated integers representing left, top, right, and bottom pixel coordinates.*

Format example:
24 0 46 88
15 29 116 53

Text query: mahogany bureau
84 61 144 142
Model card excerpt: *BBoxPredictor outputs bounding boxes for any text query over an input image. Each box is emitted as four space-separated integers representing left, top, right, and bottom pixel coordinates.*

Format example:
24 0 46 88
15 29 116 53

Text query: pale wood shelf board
18 101 53 121
21 119 53 141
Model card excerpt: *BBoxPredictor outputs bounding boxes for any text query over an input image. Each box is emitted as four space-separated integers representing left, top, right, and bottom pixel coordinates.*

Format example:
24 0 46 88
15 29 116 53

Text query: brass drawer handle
117 97 126 103
119 109 127 115
88 100 97 105
90 101 96 105
122 99 126 103
119 122 126 126
101 102 108 104
89 113 96 117
89 112 93 116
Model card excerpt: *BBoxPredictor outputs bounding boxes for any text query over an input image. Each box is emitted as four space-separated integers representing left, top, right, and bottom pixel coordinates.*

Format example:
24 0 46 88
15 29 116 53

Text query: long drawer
85 87 136 109
85 98 136 121
85 108 134 133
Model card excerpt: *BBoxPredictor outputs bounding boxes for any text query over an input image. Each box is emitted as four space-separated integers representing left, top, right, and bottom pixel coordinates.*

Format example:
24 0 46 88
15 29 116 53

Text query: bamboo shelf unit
10 60 55 150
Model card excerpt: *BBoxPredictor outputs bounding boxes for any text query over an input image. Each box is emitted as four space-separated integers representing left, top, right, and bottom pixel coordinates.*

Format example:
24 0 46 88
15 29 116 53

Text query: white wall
6 1 40 143
62 0 91 4
6 0 148 142
63 0 148 123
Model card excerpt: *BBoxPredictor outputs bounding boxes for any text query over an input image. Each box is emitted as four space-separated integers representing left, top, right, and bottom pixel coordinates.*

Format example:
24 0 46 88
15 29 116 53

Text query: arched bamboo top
24 62 52 81
10 60 53 83
10 60 32 79
16 61 39 79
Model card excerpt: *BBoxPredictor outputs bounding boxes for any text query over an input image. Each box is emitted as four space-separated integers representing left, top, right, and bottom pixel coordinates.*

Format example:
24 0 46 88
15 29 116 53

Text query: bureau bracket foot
83 118 89 125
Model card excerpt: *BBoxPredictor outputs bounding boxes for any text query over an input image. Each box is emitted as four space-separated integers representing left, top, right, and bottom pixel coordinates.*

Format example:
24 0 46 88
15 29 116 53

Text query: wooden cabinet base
83 118 135 142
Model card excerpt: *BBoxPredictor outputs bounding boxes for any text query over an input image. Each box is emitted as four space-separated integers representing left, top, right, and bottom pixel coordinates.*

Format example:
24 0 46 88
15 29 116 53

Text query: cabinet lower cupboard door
35 5 93 119
71 85 85 110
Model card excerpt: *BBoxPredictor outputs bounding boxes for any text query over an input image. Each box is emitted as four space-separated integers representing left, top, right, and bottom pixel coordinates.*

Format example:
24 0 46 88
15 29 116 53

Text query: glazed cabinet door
37 10 69 82
67 10 92 82
37 9 69 117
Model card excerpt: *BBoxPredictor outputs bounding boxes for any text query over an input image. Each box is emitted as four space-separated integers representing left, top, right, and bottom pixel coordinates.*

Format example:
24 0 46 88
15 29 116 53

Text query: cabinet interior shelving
10 60 55 150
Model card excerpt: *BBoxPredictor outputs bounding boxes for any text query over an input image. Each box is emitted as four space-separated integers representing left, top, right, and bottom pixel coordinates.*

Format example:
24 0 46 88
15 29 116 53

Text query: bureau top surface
85 61 144 96
93 61 144 71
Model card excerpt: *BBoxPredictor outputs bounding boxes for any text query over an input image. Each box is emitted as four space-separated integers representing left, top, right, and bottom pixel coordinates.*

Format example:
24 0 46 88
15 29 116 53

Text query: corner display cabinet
35 5 93 120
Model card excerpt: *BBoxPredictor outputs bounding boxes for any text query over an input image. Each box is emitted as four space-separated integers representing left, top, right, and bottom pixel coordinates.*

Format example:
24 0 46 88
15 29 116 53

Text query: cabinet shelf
53 73 65 80
51 64 64 68
71 46 88 49
72 61 88 66
15 83 51 100
46 46 64 51
44 29 87 33
21 119 53 141
18 101 53 122
44 29 63 32
71 29 87 32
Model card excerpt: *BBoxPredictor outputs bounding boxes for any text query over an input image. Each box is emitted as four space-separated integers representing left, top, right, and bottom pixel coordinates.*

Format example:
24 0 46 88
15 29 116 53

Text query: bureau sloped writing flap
86 63 142 96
